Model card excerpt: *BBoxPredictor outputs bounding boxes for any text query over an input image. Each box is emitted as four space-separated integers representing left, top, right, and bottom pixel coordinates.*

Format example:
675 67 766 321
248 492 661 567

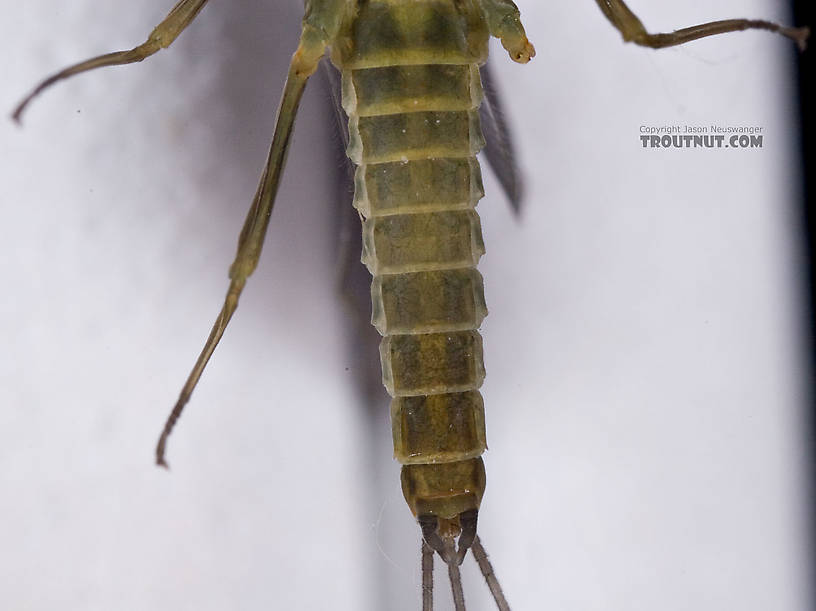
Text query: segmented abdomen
335 0 491 520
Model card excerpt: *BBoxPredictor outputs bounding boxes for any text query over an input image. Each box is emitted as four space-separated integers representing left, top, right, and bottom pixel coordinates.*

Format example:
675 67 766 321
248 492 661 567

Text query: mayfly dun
7 1 810 610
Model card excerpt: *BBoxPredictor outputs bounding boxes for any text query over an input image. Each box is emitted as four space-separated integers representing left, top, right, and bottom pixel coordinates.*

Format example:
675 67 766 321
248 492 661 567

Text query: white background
1 1 810 610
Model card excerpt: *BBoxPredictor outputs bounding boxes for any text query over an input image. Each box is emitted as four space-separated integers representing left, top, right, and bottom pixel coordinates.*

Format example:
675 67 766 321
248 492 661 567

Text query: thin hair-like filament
472 536 510 611
422 540 434 611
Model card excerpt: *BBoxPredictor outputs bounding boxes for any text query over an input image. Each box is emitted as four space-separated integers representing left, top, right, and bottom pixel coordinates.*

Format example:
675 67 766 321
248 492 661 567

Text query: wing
479 61 524 214
319 61 386 406
321 60 351 154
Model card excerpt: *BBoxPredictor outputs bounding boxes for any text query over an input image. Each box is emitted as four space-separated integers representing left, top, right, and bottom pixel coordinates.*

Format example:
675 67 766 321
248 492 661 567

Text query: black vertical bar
791 1 814 606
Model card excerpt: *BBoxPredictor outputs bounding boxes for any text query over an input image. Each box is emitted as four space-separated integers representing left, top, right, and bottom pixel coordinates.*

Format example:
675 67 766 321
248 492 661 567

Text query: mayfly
12 1 808 610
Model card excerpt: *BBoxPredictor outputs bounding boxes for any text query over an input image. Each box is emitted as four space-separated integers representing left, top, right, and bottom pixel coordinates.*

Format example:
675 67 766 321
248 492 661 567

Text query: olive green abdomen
335 0 490 520
334 0 489 70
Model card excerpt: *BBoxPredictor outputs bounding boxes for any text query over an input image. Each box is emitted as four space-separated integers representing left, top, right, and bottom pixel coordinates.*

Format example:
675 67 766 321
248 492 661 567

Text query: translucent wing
321 61 350 153
319 61 385 405
479 62 524 213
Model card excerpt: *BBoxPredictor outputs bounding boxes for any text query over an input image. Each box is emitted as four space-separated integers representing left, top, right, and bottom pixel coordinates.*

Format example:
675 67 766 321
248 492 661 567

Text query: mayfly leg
156 8 343 467
13 0 343 467
594 0 809 50
12 0 213 455
154 51 315 467
12 0 211 123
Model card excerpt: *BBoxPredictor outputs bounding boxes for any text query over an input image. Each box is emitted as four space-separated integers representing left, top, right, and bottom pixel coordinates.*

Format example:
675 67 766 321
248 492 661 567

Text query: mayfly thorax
12 1 808 609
